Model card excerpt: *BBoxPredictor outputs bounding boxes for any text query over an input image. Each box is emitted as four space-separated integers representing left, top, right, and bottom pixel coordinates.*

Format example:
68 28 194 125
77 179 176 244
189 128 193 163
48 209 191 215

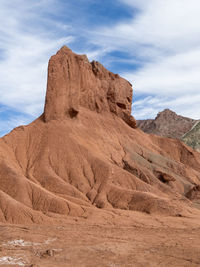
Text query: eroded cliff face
0 47 200 225
44 46 136 128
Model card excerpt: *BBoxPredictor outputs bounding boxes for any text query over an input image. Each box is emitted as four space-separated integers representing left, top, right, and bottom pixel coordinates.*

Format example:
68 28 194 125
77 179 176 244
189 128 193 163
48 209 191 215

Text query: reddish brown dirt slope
1 46 200 224
0 46 200 266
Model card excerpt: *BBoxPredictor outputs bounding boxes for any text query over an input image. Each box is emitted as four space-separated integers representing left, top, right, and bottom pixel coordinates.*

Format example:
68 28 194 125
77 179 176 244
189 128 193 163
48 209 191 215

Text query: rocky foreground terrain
1 46 200 266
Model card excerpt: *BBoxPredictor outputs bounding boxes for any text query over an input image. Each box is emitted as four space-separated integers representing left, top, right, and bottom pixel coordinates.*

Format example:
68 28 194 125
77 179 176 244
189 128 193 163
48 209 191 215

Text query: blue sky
0 0 200 136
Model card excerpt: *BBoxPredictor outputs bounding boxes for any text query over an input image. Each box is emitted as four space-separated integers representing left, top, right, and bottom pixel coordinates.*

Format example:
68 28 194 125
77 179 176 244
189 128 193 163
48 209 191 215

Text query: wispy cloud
0 0 74 116
133 94 200 120
87 0 200 119
0 115 32 137
0 0 76 135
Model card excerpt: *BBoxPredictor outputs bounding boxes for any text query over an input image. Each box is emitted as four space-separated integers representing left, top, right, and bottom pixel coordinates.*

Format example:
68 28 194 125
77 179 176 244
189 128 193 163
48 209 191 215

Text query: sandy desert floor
1 210 200 267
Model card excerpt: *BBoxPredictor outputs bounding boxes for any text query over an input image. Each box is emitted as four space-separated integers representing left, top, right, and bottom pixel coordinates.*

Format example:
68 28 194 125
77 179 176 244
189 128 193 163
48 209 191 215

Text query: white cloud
88 0 200 119
0 114 32 137
124 48 200 96
117 0 200 52
0 0 74 118
133 93 200 120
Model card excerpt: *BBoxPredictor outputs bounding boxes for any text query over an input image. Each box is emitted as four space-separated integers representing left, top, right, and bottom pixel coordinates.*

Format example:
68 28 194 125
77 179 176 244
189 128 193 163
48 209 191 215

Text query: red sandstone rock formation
44 46 136 128
0 47 200 224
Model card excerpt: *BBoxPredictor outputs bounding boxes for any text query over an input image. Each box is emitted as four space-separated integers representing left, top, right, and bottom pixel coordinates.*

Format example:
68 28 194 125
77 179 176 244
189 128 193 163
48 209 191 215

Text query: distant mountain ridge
137 109 197 139
137 109 200 152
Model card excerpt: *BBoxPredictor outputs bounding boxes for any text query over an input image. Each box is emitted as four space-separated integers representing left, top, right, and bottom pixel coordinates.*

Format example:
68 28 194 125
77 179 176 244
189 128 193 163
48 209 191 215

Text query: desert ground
1 209 200 267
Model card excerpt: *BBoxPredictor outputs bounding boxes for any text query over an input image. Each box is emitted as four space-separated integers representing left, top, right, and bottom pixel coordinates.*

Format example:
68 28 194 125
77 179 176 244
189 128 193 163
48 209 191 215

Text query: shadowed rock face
44 46 136 128
1 47 200 225
137 109 197 139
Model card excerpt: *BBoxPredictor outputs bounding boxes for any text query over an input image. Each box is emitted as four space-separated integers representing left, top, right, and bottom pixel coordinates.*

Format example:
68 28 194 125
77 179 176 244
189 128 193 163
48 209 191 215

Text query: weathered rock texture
137 109 197 139
0 47 200 225
44 46 136 128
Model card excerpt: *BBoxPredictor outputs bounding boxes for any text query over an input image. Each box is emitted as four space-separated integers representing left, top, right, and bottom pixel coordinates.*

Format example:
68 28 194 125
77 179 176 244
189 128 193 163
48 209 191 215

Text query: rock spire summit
44 46 136 128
